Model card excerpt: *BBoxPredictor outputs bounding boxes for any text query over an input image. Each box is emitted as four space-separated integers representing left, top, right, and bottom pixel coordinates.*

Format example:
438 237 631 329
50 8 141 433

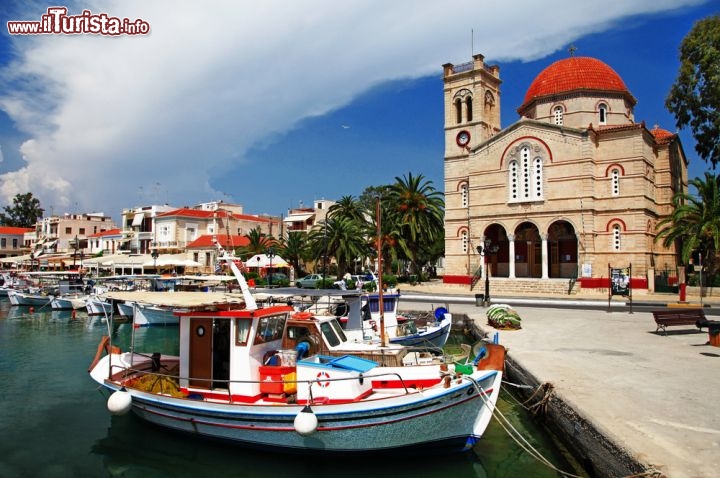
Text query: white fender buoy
107 388 132 415
293 405 318 436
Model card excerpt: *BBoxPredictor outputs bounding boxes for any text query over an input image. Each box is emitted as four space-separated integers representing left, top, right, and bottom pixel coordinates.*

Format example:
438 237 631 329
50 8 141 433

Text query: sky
0 0 717 224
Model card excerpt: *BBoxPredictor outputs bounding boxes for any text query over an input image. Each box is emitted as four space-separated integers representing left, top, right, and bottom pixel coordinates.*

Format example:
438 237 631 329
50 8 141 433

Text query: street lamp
322 221 328 287
477 238 499 307
266 247 275 287
72 234 79 268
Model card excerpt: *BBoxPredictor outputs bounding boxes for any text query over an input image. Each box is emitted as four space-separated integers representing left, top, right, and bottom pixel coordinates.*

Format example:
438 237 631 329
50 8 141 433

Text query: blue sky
0 1 717 223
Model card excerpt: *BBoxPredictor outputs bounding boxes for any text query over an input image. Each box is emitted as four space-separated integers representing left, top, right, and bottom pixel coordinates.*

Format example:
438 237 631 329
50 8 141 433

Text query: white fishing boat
88 299 504 455
133 302 178 326
86 296 114 316
7 288 53 307
361 290 453 349
51 293 89 310
116 301 135 320
87 242 506 455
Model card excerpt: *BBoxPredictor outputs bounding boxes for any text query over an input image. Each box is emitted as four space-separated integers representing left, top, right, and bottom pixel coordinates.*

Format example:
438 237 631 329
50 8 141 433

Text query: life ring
293 311 313 320
369 320 377 332
316 371 330 388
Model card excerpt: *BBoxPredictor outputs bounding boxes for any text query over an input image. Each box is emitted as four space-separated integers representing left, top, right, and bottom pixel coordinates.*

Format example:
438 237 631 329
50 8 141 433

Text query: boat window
254 314 286 345
329 319 347 343
320 322 341 347
235 319 252 346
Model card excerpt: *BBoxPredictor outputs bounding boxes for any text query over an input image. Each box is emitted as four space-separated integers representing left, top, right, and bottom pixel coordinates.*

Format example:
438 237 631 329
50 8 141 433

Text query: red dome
520 57 631 111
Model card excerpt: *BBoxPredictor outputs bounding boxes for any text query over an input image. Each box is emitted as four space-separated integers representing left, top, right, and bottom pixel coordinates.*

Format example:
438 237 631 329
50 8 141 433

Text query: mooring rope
464 375 584 477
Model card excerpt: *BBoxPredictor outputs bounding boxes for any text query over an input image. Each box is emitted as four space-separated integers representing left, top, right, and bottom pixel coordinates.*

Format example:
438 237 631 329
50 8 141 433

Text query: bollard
679 283 687 302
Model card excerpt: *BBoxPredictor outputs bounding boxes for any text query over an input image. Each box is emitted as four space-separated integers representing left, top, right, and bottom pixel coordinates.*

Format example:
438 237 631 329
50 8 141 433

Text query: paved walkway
399 281 719 478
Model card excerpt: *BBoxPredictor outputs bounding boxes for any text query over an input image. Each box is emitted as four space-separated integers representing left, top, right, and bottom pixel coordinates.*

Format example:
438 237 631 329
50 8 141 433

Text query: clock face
456 130 470 147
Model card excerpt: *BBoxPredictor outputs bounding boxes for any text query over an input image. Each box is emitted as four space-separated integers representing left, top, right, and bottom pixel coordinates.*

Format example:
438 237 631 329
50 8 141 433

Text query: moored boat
88 243 505 455
88 299 505 454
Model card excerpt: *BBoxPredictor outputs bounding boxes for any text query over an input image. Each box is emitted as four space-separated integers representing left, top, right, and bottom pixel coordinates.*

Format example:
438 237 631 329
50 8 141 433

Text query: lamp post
72 234 79 268
266 247 275 287
477 238 499 307
322 221 328 287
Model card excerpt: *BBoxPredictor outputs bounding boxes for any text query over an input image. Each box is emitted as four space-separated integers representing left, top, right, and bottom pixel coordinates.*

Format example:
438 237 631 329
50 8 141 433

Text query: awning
283 214 313 223
245 253 289 268
131 212 145 226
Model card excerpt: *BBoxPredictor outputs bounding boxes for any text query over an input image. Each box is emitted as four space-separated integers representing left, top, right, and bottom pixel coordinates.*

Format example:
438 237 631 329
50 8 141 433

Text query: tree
236 227 274 258
0 192 44 227
387 173 445 279
665 15 720 168
655 172 720 283
277 231 309 276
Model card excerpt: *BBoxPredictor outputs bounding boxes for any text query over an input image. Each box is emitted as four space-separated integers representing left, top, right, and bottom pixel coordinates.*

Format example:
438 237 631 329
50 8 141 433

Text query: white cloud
0 0 708 219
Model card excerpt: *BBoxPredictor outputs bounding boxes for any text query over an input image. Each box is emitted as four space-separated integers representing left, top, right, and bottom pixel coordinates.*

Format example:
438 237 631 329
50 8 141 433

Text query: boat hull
133 304 178 326
391 319 452 348
96 368 501 455
86 298 114 315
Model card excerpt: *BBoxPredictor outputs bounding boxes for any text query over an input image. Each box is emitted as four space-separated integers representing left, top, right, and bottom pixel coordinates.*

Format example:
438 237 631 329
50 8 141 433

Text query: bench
651 308 707 335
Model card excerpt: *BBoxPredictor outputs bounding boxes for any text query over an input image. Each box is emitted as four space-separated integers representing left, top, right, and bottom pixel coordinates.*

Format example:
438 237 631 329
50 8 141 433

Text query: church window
461 230 468 254
461 183 468 208
553 106 563 125
508 145 544 203
598 103 608 125
455 99 462 124
465 97 473 122
611 168 620 196
612 224 621 251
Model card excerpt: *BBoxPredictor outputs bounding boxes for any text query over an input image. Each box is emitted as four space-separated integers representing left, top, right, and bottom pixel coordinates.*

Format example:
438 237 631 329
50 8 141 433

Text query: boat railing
109 362 437 400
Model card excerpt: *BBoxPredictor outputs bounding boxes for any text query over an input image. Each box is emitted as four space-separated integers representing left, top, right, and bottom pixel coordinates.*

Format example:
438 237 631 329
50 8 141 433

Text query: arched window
455 99 462 124
460 183 468 208
461 230 468 254
465 97 473 122
598 103 608 125
611 168 620 196
553 106 563 125
612 224 621 251
508 145 544 203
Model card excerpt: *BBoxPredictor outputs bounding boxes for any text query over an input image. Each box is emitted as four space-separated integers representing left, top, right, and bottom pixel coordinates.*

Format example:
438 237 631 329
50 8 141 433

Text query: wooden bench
651 308 707 335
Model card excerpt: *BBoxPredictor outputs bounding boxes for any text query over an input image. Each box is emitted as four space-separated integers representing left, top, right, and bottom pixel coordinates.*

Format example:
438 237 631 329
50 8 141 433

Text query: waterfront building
442 54 687 292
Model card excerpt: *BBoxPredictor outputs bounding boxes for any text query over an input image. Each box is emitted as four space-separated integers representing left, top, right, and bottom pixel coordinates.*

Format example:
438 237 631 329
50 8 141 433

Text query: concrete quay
399 281 719 478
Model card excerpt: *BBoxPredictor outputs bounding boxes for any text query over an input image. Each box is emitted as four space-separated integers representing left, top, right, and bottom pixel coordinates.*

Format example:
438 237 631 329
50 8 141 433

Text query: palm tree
656 172 720 283
236 227 274 259
277 232 308 276
387 173 445 278
328 195 365 223
306 217 369 279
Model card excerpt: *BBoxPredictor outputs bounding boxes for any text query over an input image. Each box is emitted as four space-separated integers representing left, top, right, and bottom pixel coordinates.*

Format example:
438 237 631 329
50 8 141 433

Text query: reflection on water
0 298 586 478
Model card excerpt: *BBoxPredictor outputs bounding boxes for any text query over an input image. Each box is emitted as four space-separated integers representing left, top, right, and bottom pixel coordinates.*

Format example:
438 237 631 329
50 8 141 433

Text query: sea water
0 298 587 477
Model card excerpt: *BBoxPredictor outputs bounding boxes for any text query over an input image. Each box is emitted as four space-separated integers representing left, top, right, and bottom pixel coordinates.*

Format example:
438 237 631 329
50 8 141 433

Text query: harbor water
0 298 587 477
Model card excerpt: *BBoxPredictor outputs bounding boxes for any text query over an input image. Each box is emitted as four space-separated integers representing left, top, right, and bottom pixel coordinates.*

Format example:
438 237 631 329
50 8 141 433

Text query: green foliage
665 14 720 168
0 192 44 227
656 172 720 282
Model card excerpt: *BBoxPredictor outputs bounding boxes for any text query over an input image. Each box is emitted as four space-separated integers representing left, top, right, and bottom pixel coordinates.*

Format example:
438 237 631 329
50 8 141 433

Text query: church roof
649 124 675 144
519 57 634 111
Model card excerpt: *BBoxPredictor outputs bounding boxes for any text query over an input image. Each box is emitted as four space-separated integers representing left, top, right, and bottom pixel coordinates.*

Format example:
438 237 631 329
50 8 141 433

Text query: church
442 53 687 293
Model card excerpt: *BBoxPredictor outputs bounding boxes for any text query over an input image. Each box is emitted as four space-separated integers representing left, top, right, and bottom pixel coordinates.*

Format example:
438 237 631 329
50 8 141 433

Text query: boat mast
376 197 386 346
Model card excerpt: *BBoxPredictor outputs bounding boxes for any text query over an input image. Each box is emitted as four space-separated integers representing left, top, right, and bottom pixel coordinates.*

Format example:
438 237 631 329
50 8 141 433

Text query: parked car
295 274 324 288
